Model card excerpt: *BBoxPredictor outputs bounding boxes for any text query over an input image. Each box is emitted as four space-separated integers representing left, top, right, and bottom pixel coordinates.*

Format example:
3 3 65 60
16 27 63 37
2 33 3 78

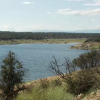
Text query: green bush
0 51 25 100
50 51 100 96
73 50 100 69
66 69 96 95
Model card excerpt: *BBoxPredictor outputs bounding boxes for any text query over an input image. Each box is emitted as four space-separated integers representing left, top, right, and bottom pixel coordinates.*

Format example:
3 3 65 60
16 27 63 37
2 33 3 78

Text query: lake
0 43 89 82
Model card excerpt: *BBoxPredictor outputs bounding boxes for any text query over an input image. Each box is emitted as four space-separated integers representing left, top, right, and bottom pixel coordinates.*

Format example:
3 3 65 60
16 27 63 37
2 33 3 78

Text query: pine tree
0 51 25 100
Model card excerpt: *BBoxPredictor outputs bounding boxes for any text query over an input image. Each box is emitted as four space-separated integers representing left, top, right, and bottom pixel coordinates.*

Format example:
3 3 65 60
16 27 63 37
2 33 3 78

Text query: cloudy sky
0 0 100 32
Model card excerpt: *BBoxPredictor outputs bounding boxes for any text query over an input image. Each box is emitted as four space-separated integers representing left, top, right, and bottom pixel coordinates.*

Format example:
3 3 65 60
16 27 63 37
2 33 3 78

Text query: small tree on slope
0 51 25 100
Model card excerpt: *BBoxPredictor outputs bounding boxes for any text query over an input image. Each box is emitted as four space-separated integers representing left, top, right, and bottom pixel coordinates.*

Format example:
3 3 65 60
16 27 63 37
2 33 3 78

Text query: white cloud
2 25 12 31
95 25 100 29
46 12 51 14
24 25 43 29
3 25 10 29
23 2 34 4
68 0 82 1
18 25 60 31
84 1 100 6
90 19 96 22
57 8 100 15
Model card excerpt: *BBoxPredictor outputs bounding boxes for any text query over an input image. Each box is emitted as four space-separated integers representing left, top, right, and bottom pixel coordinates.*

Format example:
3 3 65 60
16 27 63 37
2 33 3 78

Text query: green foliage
0 38 87 45
73 50 100 69
66 69 96 95
0 51 25 100
16 82 74 100
84 36 100 43
50 50 100 95
67 51 100 95
0 31 99 40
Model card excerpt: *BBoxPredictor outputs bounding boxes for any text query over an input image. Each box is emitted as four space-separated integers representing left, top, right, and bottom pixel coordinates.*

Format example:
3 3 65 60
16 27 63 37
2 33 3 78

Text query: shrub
73 50 100 69
0 51 25 100
50 53 100 95
66 69 96 95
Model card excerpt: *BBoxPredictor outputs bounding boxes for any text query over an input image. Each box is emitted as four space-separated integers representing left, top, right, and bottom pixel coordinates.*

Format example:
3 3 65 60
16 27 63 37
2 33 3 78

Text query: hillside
71 37 100 50
15 67 100 100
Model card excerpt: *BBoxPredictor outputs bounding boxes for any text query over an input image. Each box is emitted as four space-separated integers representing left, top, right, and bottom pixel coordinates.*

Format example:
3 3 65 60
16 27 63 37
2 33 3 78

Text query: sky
0 0 100 32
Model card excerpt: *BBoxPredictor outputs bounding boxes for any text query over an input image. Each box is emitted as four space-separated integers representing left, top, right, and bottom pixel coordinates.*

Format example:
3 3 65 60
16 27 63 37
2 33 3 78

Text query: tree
0 51 25 100
50 55 100 95
73 50 100 69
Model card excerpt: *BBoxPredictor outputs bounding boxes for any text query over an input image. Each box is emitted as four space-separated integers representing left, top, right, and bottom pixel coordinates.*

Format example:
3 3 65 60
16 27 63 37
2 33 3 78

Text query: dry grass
0 38 86 45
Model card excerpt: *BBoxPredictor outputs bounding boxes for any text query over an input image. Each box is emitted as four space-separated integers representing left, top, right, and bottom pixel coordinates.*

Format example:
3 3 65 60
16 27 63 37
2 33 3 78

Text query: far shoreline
0 38 86 45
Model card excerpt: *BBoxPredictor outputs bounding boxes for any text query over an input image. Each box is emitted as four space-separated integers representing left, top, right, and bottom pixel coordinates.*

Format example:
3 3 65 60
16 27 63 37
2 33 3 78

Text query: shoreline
0 38 86 45
71 42 100 50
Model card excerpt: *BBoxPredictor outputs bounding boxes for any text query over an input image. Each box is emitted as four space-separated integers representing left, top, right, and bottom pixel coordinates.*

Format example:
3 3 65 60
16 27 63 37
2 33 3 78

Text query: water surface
0 43 89 81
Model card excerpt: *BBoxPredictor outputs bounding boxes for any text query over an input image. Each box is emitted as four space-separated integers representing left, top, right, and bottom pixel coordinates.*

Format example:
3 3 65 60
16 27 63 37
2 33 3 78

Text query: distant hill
31 30 67 32
32 29 100 33
74 29 100 33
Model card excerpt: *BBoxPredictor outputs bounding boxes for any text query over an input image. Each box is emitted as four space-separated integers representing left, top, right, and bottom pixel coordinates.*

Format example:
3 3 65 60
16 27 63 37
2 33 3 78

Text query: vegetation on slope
0 51 26 100
15 67 100 100
0 31 99 45
0 38 86 45
0 31 99 40
49 50 100 99
16 78 74 100
71 37 100 50
1 50 100 100
15 50 100 100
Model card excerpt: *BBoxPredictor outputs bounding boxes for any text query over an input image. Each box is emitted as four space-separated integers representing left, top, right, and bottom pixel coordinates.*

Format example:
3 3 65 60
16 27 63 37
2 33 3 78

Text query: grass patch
0 38 86 45
15 79 74 100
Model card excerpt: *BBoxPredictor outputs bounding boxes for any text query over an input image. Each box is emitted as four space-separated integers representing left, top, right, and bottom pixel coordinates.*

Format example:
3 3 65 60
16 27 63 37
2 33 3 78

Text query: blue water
0 43 89 82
